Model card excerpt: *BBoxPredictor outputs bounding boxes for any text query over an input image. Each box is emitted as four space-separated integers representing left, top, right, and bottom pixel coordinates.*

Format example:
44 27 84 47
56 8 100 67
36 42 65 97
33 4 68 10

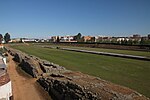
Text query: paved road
7 55 52 100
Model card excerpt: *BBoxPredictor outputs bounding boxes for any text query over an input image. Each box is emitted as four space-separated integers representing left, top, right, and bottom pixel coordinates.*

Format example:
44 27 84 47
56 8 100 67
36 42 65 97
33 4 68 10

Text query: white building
0 56 12 100
51 36 60 42
22 38 36 42
117 37 129 42
60 36 75 42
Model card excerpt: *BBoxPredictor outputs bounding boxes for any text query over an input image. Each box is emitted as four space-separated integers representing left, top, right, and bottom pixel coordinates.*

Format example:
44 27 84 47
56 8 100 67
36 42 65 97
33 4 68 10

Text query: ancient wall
7 48 67 78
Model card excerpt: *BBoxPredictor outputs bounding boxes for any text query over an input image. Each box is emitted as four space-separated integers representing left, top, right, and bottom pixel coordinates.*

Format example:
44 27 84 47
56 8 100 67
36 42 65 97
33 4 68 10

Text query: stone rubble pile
38 74 97 100
38 72 149 100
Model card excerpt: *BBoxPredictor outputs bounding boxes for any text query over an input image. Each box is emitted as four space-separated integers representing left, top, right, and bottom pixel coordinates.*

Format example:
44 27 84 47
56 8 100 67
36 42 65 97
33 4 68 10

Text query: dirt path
7 55 52 100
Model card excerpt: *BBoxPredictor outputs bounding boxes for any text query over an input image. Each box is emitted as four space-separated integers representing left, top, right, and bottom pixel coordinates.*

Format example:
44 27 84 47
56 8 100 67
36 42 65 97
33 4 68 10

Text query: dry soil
7 55 52 100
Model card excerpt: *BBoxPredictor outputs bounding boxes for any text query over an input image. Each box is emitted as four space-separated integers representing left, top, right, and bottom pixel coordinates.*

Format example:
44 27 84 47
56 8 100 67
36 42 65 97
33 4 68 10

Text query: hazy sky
0 0 150 38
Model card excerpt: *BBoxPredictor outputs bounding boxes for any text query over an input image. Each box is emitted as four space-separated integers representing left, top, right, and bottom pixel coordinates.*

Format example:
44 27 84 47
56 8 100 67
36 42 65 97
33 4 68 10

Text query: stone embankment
6 47 149 100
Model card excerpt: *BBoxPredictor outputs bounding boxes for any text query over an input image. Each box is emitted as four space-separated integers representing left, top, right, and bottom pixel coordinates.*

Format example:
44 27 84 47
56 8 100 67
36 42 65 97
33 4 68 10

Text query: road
7 55 52 100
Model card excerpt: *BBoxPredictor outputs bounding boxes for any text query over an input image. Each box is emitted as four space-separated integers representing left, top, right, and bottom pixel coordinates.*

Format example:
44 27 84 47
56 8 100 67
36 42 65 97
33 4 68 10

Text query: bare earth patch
7 55 52 100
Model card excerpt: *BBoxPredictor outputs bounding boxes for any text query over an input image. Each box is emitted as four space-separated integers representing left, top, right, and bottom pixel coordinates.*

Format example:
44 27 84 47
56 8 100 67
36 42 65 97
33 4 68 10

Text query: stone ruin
6 47 149 100
7 48 67 78
38 72 149 100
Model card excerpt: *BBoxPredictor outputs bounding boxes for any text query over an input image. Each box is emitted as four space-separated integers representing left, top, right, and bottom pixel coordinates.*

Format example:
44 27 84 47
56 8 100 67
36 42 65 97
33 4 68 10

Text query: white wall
2 57 7 66
0 81 12 100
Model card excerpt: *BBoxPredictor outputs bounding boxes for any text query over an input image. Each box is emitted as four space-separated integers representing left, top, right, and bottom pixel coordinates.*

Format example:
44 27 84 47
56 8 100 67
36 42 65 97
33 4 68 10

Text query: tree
133 40 139 45
91 37 96 42
0 34 3 43
56 36 60 43
4 33 10 43
140 37 145 45
140 37 150 45
127 40 133 45
148 34 150 40
111 38 117 44
74 33 82 42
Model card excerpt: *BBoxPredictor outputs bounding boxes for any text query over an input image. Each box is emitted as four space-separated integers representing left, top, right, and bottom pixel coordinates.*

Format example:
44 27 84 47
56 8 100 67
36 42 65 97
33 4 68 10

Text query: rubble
38 72 148 100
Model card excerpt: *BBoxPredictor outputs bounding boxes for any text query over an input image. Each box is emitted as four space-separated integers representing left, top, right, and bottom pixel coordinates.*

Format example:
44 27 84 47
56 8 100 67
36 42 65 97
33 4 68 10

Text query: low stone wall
6 47 149 100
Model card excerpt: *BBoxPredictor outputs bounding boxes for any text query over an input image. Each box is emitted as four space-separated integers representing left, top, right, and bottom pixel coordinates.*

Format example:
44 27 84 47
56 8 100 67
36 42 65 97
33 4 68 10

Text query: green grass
35 43 150 58
10 44 150 98
68 46 150 57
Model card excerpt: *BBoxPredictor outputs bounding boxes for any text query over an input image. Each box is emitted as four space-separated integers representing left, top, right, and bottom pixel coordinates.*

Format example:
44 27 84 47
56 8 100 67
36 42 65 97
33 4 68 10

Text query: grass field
10 44 150 98
35 43 150 58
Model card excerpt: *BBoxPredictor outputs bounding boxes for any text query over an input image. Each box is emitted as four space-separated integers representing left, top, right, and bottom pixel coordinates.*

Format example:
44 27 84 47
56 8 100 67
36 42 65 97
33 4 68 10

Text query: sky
0 0 150 38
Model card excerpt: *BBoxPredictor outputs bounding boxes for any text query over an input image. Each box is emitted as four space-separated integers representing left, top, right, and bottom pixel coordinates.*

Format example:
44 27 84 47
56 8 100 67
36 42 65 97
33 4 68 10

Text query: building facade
0 56 12 100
